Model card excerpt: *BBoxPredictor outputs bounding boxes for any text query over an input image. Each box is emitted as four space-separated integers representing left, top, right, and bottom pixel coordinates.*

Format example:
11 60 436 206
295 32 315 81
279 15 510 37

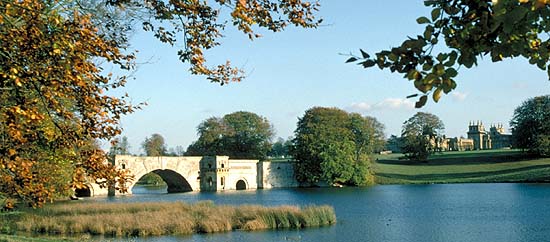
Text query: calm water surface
88 183 550 242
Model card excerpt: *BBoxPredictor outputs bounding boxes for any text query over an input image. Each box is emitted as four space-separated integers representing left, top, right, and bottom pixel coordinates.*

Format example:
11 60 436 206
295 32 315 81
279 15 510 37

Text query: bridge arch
75 185 92 197
116 155 202 194
134 169 193 193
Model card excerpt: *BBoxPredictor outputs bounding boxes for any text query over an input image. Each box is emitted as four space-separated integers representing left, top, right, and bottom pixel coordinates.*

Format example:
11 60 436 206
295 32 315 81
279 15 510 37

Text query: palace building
445 121 512 151
466 121 512 150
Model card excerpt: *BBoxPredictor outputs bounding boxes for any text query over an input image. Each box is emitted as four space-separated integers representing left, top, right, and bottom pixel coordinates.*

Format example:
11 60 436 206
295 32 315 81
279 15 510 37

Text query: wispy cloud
348 102 373 111
348 98 414 112
451 91 468 101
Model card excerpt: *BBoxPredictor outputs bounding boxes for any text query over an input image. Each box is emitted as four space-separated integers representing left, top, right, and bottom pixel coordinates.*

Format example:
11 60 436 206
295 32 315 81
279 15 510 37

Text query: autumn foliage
0 0 136 207
121 0 321 84
1 0 321 208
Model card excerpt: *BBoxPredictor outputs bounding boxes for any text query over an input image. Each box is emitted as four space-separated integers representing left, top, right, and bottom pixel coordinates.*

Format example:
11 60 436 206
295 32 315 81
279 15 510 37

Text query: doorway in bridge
132 169 192 194
236 180 247 190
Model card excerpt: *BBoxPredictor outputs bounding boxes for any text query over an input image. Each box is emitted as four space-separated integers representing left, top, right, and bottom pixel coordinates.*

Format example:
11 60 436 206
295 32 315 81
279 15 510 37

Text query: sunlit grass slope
373 150 550 184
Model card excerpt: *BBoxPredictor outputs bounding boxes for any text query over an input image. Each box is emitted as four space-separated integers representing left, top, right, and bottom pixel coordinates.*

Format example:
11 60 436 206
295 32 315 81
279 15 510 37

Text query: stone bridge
113 155 259 194
82 155 298 197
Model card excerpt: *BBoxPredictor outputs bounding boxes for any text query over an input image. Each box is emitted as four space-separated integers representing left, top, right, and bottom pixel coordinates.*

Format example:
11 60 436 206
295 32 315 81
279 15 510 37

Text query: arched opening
236 179 247 190
75 186 91 197
132 169 193 194
136 172 167 186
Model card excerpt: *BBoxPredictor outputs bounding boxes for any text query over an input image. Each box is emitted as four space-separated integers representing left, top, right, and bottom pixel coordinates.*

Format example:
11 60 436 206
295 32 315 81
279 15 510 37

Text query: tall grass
7 201 335 237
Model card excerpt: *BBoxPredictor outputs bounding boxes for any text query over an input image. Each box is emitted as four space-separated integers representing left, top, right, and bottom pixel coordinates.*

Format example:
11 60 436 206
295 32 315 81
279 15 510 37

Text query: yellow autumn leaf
8 149 16 156
433 87 443 103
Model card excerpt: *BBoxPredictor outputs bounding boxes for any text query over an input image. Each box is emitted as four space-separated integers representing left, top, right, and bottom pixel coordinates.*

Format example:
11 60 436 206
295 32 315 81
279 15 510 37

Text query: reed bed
8 201 336 237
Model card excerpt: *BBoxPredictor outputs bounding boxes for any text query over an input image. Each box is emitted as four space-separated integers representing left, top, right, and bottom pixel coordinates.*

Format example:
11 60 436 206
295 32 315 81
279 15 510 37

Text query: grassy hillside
373 150 550 184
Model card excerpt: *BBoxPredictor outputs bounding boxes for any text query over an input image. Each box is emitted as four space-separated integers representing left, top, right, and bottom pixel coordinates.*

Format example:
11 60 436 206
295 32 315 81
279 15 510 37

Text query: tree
269 137 293 158
1 0 320 208
186 117 227 156
109 136 131 158
291 107 383 186
186 111 274 159
142 134 167 156
167 145 186 156
349 114 386 157
0 0 136 208
222 111 274 159
386 135 404 153
347 0 550 107
510 95 550 156
401 112 445 161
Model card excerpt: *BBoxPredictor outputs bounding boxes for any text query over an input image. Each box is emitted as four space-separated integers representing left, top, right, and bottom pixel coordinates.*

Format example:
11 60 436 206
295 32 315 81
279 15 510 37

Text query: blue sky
109 1 549 154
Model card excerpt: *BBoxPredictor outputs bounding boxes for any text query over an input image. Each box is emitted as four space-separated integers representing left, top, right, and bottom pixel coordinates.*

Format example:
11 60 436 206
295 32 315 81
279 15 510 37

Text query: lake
88 183 550 242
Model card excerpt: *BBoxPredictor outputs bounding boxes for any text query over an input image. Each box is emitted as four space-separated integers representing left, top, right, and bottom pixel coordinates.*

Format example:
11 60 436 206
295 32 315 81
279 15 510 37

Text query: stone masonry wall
258 161 298 188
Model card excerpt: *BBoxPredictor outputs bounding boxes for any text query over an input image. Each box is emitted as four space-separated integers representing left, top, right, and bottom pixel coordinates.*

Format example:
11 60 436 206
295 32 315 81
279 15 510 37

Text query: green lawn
373 149 550 184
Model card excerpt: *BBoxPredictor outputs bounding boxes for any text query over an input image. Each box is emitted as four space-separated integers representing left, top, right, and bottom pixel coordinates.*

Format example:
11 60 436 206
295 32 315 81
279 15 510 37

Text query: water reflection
85 183 550 242
132 185 168 194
